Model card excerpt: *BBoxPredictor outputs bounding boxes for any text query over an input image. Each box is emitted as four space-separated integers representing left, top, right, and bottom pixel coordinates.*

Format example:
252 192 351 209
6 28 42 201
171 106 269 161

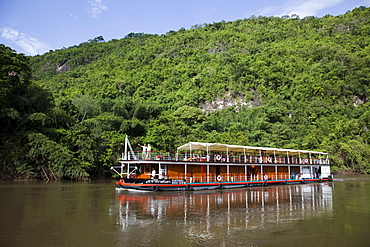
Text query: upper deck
121 141 329 166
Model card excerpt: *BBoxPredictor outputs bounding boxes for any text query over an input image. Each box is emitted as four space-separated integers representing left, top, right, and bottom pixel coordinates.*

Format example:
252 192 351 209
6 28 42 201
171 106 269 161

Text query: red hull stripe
116 178 329 187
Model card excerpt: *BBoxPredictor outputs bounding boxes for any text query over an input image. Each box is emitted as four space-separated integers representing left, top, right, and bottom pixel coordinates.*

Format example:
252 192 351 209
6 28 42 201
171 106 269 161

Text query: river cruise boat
111 136 332 191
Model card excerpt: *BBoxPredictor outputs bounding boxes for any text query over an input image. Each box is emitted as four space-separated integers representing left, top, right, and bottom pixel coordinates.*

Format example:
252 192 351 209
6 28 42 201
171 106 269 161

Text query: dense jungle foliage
1 7 370 180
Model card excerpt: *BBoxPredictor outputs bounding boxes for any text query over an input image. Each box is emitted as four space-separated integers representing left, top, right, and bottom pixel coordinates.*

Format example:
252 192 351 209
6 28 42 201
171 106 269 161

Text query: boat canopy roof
177 142 328 156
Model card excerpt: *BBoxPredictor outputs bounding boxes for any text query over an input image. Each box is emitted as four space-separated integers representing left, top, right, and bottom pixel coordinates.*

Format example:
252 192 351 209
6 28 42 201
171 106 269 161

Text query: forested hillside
1 7 369 180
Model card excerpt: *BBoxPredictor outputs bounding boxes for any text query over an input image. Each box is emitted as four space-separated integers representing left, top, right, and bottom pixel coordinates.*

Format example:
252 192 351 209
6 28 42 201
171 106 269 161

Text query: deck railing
122 151 329 165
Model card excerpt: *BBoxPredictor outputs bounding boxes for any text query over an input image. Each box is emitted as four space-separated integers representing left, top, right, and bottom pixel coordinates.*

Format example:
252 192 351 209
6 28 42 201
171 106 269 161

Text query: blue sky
1 0 369 56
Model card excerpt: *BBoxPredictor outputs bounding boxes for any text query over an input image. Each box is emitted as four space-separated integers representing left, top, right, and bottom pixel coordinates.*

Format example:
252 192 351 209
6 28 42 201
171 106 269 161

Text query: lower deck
116 161 330 183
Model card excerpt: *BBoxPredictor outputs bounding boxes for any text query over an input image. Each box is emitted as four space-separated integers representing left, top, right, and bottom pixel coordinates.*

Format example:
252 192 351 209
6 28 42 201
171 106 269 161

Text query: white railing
121 151 329 165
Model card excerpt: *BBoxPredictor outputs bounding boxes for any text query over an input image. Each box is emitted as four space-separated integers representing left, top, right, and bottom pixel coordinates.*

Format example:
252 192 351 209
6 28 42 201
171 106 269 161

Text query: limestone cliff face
202 91 262 113
56 60 71 74
202 96 248 113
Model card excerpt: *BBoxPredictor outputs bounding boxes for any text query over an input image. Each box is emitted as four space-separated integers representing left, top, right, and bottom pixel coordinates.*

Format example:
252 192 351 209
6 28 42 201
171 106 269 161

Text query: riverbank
334 169 366 175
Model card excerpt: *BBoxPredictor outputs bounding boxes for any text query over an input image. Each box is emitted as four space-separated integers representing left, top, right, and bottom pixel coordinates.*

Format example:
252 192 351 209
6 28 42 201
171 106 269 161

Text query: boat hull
116 177 332 192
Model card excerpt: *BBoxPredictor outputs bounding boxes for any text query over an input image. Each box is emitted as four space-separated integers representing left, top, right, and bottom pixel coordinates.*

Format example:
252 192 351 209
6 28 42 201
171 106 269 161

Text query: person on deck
146 144 152 160
138 143 147 159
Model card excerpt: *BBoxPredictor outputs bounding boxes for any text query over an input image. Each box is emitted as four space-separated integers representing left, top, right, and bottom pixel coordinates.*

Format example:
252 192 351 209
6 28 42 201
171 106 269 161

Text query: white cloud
2 27 19 41
281 0 344 18
88 0 108 18
258 0 345 18
1 27 51 55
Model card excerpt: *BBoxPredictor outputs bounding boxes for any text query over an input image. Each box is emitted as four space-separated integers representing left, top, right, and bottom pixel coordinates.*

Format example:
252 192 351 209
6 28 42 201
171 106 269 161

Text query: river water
0 176 369 247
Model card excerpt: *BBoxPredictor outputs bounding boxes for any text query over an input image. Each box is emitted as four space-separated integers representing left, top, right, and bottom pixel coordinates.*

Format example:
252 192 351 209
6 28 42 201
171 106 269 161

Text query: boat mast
123 135 136 160
119 135 138 177
123 136 128 160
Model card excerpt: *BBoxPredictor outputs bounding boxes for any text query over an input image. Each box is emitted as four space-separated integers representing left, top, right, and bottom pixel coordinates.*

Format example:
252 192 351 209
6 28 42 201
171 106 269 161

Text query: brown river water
0 175 369 247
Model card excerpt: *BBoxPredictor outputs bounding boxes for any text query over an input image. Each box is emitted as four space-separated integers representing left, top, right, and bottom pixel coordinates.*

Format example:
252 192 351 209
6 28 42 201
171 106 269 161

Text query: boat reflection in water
113 183 333 234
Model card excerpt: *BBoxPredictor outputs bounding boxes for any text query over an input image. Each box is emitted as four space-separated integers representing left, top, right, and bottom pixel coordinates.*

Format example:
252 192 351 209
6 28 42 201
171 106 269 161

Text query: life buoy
267 157 272 163
152 185 159 191
186 184 192 191
216 155 222 161
216 175 222 181
263 175 268 181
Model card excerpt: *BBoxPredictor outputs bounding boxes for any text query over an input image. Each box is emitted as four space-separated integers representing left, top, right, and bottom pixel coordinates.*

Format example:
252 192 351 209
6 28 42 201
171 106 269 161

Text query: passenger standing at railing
146 144 151 160
138 143 147 159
